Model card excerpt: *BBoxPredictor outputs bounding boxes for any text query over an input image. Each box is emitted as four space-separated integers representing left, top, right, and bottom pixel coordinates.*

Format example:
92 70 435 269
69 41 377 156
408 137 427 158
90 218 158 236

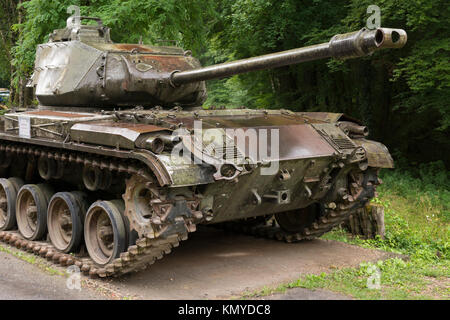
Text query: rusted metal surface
0 133 172 186
338 121 369 138
353 139 394 168
277 125 337 160
70 122 169 150
79 121 168 133
3 111 113 140
165 114 326 129
28 18 406 109
134 54 198 72
29 17 206 108
100 43 183 54
25 111 90 118
297 112 343 123
216 168 380 240
219 124 336 161
171 28 407 85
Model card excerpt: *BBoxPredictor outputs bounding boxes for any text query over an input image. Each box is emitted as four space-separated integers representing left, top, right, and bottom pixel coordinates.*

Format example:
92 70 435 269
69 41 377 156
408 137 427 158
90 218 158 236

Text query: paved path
0 227 400 300
259 288 352 300
106 227 397 299
0 251 103 300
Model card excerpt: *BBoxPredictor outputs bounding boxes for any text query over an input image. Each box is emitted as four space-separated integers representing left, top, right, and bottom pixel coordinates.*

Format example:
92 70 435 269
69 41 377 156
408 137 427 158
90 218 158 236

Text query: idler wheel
47 192 88 253
0 177 24 230
84 200 127 266
16 184 54 240
275 203 323 233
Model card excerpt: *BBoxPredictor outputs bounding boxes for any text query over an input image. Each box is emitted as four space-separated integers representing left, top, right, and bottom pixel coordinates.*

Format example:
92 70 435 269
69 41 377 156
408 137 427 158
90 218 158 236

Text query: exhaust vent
331 137 356 149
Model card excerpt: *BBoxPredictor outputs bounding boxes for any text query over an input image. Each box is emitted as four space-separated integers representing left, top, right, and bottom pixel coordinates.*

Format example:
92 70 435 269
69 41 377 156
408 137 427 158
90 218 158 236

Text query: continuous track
0 229 188 278
217 205 361 243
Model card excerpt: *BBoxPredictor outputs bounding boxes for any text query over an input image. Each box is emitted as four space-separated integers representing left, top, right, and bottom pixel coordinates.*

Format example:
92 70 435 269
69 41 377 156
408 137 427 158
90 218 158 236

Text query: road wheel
47 192 87 253
0 177 24 230
84 200 127 266
16 184 54 240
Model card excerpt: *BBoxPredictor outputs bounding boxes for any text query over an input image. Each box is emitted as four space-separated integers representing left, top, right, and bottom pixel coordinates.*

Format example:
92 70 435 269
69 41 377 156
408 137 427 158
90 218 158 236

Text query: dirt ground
0 226 400 300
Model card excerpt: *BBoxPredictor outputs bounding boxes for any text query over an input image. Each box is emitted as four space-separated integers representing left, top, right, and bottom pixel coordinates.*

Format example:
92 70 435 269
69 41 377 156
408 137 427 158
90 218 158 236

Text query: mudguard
354 139 394 168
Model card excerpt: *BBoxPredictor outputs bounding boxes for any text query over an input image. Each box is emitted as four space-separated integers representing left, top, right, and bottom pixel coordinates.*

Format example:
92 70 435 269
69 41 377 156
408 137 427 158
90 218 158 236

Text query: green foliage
205 0 350 110
0 51 9 87
290 257 449 300
11 0 78 84
87 0 215 53
326 165 449 260
245 256 449 299
10 0 215 89
204 0 450 164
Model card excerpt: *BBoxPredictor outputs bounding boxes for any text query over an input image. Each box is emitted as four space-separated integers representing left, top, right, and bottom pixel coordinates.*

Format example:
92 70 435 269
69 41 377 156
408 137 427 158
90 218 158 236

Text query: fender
354 139 394 168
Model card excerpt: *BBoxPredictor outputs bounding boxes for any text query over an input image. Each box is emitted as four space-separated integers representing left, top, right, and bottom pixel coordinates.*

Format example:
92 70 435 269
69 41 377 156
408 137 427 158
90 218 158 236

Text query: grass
245 162 450 300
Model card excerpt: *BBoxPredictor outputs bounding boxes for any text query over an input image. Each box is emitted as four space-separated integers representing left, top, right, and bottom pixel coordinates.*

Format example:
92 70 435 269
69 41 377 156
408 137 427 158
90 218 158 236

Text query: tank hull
0 107 390 277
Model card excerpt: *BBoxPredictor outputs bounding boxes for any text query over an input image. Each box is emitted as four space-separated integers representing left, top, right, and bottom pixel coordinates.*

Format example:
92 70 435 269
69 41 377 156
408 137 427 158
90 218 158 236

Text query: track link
0 229 190 278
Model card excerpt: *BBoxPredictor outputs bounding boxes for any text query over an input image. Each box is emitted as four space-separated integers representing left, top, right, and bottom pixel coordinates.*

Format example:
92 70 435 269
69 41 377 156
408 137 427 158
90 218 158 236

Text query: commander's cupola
49 16 112 43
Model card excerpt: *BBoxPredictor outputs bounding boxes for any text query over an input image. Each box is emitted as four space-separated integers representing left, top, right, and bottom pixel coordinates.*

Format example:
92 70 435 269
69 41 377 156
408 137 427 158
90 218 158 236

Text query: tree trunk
18 77 24 108
9 64 15 105
24 82 33 107
344 203 385 239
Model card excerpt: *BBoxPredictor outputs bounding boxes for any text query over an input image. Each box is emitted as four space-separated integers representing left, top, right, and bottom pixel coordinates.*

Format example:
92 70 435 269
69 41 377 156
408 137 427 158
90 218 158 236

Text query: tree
10 0 215 88
0 0 21 98
204 0 450 165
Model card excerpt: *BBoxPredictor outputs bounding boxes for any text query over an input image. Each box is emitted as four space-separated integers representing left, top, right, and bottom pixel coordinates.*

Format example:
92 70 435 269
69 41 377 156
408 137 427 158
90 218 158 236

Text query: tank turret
29 17 406 109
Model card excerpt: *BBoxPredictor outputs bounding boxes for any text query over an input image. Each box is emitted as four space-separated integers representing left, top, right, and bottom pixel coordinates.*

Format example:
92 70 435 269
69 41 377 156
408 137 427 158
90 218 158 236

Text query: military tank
0 16 407 277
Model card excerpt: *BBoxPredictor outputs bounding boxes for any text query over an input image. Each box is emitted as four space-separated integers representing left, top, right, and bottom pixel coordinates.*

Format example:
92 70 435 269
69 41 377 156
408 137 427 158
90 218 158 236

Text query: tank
0 16 407 277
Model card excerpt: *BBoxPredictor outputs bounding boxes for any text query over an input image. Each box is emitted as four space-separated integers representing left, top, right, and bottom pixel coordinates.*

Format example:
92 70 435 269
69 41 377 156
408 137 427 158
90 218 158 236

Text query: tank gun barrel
171 28 407 86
